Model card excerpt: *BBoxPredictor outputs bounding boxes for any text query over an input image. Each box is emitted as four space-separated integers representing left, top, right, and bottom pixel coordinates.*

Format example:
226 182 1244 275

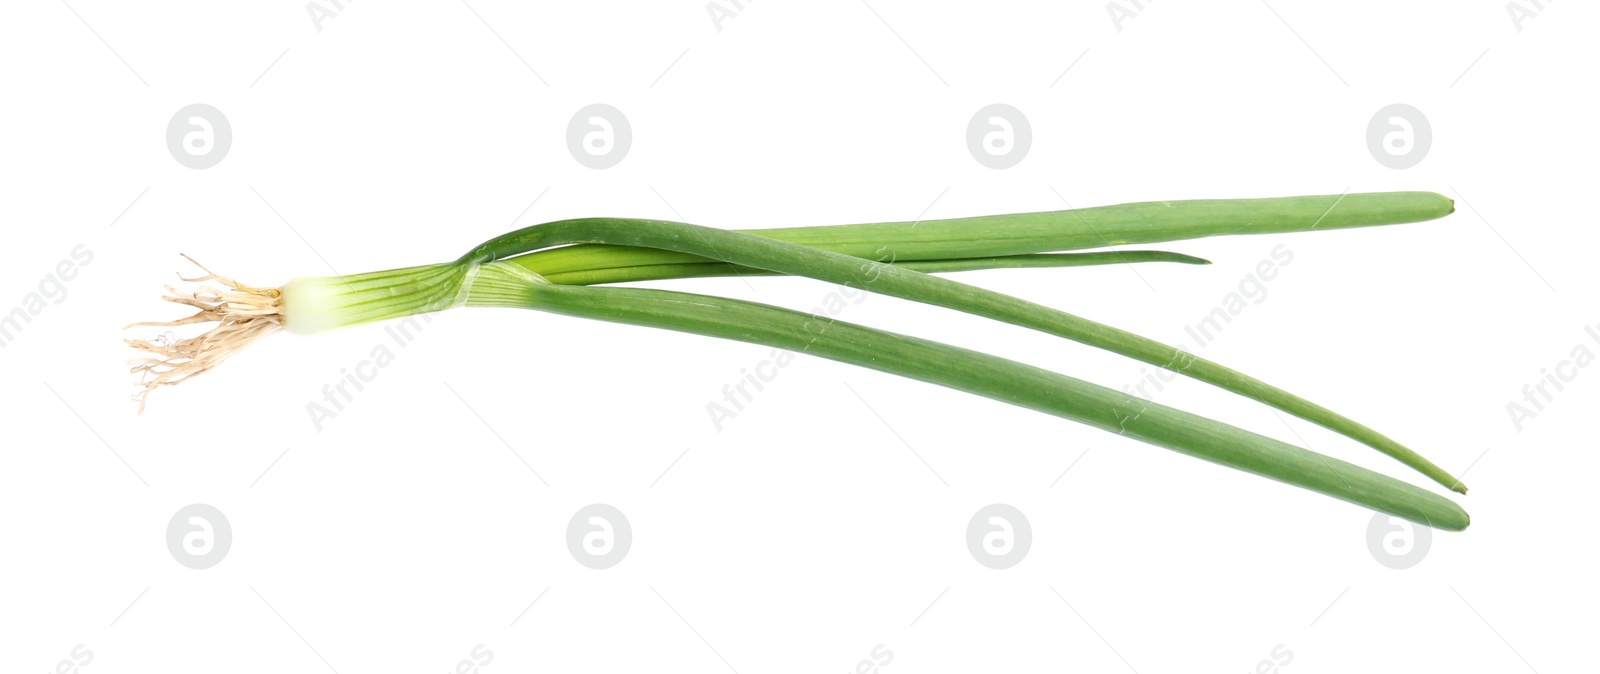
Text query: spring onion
127 192 1470 529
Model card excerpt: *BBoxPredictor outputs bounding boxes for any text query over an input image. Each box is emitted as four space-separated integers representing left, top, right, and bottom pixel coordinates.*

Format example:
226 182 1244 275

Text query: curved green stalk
508 191 1452 278
541 250 1209 286
458 194 1466 493
466 263 1468 531
278 252 1208 329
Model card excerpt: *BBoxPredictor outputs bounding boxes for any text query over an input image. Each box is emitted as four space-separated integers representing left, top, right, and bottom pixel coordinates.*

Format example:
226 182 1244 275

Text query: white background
1 1 1594 672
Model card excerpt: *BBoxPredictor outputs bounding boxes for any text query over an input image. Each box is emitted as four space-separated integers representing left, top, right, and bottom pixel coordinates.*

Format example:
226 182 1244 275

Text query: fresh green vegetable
461 192 1466 494
506 191 1452 279
539 250 1210 286
474 261 1470 531
127 192 1469 529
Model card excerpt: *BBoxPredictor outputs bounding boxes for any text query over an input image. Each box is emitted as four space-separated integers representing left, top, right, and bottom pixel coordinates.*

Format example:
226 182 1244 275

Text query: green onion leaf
465 264 1468 531
462 192 1466 492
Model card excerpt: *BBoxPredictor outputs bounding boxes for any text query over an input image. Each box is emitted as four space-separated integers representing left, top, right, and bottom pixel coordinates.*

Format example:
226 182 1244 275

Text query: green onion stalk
127 192 1468 531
